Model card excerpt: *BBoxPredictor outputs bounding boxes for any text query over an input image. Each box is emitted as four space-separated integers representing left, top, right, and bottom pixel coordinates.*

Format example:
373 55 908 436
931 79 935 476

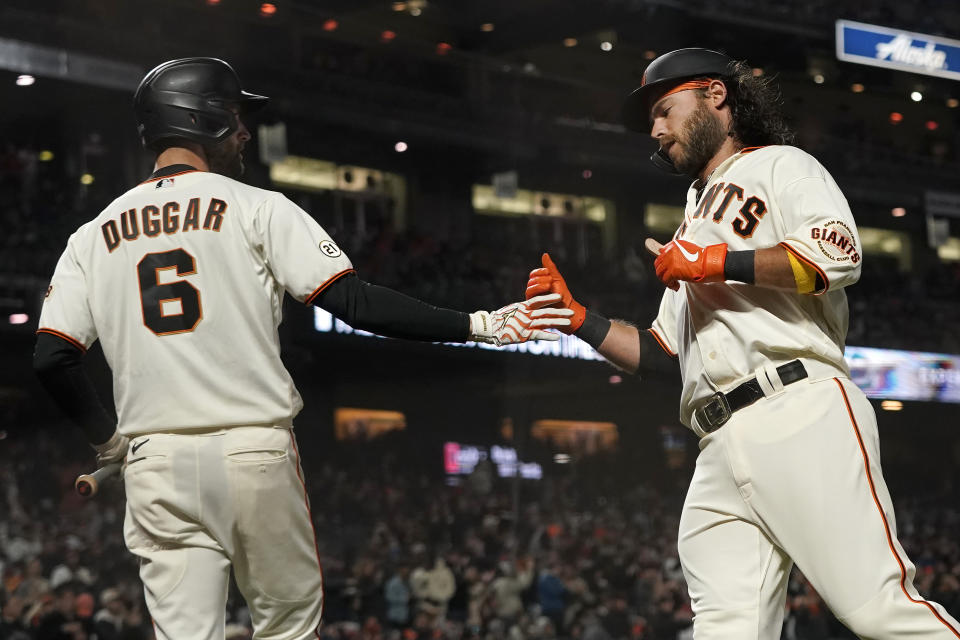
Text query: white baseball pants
679 374 960 639
122 426 324 640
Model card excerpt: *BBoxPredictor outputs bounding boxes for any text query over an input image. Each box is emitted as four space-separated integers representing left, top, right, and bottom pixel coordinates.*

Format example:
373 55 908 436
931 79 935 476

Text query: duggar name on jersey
100 197 228 253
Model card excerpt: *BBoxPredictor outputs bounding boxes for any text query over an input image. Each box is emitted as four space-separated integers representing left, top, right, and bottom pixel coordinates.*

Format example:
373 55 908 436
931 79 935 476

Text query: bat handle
75 463 122 498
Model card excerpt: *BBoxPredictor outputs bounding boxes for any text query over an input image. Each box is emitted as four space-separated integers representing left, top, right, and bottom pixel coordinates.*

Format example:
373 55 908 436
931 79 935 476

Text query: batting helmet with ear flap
133 57 269 150
621 48 734 173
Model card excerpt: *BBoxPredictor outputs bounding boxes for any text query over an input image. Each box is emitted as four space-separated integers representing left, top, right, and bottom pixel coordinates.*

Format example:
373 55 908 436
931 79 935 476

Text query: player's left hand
93 430 129 468
469 294 574 346
649 238 728 290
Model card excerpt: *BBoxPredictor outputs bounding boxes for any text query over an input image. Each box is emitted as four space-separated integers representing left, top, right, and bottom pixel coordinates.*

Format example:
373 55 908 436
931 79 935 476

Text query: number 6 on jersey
137 248 203 336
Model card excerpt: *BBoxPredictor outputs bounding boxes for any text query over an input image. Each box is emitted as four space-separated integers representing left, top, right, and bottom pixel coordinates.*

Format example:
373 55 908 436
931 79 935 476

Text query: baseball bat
75 463 122 498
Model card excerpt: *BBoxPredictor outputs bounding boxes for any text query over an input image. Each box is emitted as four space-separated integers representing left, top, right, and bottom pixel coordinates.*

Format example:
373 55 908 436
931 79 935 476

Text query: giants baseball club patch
811 220 860 264
319 240 342 258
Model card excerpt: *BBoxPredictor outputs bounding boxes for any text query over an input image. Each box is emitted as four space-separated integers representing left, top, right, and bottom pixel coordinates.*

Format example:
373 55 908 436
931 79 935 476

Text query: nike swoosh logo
131 439 150 455
675 243 700 263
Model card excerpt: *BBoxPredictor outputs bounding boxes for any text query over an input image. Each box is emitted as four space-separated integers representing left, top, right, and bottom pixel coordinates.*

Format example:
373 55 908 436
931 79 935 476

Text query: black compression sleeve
33 332 115 445
314 273 471 342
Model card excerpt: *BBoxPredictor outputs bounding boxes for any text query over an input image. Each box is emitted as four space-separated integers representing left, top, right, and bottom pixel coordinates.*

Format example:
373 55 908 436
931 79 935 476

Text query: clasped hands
521 238 729 325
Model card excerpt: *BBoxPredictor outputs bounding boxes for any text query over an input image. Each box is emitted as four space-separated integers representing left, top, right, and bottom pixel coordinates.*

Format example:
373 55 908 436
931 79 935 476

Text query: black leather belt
694 360 808 434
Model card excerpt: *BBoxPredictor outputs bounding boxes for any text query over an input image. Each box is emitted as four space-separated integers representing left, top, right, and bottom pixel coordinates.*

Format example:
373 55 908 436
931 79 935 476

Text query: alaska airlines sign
836 20 960 81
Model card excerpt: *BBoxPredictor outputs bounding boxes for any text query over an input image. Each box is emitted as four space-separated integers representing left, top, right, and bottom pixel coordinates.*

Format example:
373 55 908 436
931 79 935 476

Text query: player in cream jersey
528 49 960 639
39 171 358 435
33 58 571 640
649 143 859 429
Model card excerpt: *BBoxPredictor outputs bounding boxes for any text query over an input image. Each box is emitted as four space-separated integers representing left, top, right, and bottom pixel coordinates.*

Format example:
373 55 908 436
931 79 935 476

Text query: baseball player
527 49 960 639
32 57 571 640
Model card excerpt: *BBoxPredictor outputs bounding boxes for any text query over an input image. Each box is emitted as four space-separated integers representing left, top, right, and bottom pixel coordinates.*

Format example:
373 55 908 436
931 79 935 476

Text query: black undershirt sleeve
314 273 471 342
639 329 680 373
574 310 677 375
33 332 115 445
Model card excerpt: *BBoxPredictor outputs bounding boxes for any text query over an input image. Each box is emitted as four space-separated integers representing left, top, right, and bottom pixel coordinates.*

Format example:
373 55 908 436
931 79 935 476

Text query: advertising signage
836 20 960 81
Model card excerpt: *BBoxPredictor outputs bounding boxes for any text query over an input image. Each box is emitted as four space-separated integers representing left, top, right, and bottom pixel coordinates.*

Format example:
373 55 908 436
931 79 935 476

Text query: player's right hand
469 294 573 346
525 253 585 333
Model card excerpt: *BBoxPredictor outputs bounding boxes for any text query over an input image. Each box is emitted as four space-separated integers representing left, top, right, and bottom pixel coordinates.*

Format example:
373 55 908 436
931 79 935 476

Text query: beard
204 138 245 179
671 99 728 178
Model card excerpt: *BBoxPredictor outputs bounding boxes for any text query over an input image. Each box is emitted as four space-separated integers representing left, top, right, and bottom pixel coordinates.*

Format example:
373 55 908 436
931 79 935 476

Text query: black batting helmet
621 48 734 133
134 57 269 150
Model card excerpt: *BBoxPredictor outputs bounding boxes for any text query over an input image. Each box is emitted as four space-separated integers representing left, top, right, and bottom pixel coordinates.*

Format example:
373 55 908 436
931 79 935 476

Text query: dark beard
204 140 244 179
673 100 728 178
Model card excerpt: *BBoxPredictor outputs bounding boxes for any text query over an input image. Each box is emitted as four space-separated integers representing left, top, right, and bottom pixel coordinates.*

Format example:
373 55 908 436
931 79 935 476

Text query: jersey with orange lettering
38 166 354 436
647 145 861 429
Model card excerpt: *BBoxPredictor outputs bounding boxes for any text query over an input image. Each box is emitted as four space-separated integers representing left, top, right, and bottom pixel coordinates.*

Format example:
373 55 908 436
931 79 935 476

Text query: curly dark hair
716 60 796 147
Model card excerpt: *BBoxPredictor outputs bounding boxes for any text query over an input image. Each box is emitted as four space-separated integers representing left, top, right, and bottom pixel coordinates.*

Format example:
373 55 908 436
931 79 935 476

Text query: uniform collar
690 147 765 203
143 164 200 183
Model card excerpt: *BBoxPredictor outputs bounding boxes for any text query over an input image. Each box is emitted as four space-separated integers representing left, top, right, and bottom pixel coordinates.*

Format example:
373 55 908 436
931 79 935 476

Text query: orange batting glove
524 253 585 333
653 239 728 291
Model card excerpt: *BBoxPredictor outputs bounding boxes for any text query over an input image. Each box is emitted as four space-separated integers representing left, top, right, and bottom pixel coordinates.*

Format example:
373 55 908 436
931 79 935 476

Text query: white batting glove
469 293 574 346
93 430 129 468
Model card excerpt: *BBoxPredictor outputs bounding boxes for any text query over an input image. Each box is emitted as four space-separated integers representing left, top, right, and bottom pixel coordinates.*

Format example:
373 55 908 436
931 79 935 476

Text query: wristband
724 250 755 284
574 310 611 349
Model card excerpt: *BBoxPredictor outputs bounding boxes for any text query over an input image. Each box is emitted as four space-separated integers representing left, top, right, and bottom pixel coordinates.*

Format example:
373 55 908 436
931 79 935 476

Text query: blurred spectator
1 591 31 640
489 557 534 625
384 565 412 628
537 562 567 632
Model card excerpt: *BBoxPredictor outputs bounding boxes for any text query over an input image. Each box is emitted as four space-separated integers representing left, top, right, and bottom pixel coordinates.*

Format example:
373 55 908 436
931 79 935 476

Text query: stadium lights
410 7 421 16
948 98 959 108
812 73 825 84
259 3 277 17
8 313 28 325
910 91 923 102
889 111 903 124
394 141 408 152
926 120 939 131
880 400 903 411
80 173 94 185
38 150 54 162
554 454 571 464
600 41 613 52
851 83 865 93
480 23 494 32
322 19 338 31
16 74 35 86
891 207 906 217
563 38 578 47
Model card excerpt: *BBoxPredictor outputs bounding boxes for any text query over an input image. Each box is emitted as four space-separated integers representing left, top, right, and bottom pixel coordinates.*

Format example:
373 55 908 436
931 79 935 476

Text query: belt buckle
696 392 732 433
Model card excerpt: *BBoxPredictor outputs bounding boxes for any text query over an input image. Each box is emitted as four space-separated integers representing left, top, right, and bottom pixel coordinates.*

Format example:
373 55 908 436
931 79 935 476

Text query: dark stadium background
1 1 958 639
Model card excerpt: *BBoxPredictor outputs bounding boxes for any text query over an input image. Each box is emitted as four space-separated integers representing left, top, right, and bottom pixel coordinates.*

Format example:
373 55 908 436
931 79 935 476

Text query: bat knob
75 475 97 498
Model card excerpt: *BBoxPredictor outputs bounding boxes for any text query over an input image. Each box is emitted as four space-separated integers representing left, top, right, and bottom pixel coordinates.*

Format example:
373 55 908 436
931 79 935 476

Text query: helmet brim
621 76 702 133
239 91 269 112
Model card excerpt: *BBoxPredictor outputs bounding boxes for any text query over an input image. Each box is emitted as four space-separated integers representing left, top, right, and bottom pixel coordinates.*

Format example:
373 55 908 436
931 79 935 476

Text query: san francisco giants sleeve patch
810 220 861 264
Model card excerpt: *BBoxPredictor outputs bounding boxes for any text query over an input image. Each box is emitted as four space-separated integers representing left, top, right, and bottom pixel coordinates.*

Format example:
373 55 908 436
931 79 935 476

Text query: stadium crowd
1 426 959 640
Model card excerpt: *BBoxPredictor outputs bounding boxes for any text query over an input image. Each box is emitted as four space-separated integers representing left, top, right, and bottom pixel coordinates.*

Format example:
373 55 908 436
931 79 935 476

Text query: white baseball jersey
38 167 354 436
648 145 861 429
